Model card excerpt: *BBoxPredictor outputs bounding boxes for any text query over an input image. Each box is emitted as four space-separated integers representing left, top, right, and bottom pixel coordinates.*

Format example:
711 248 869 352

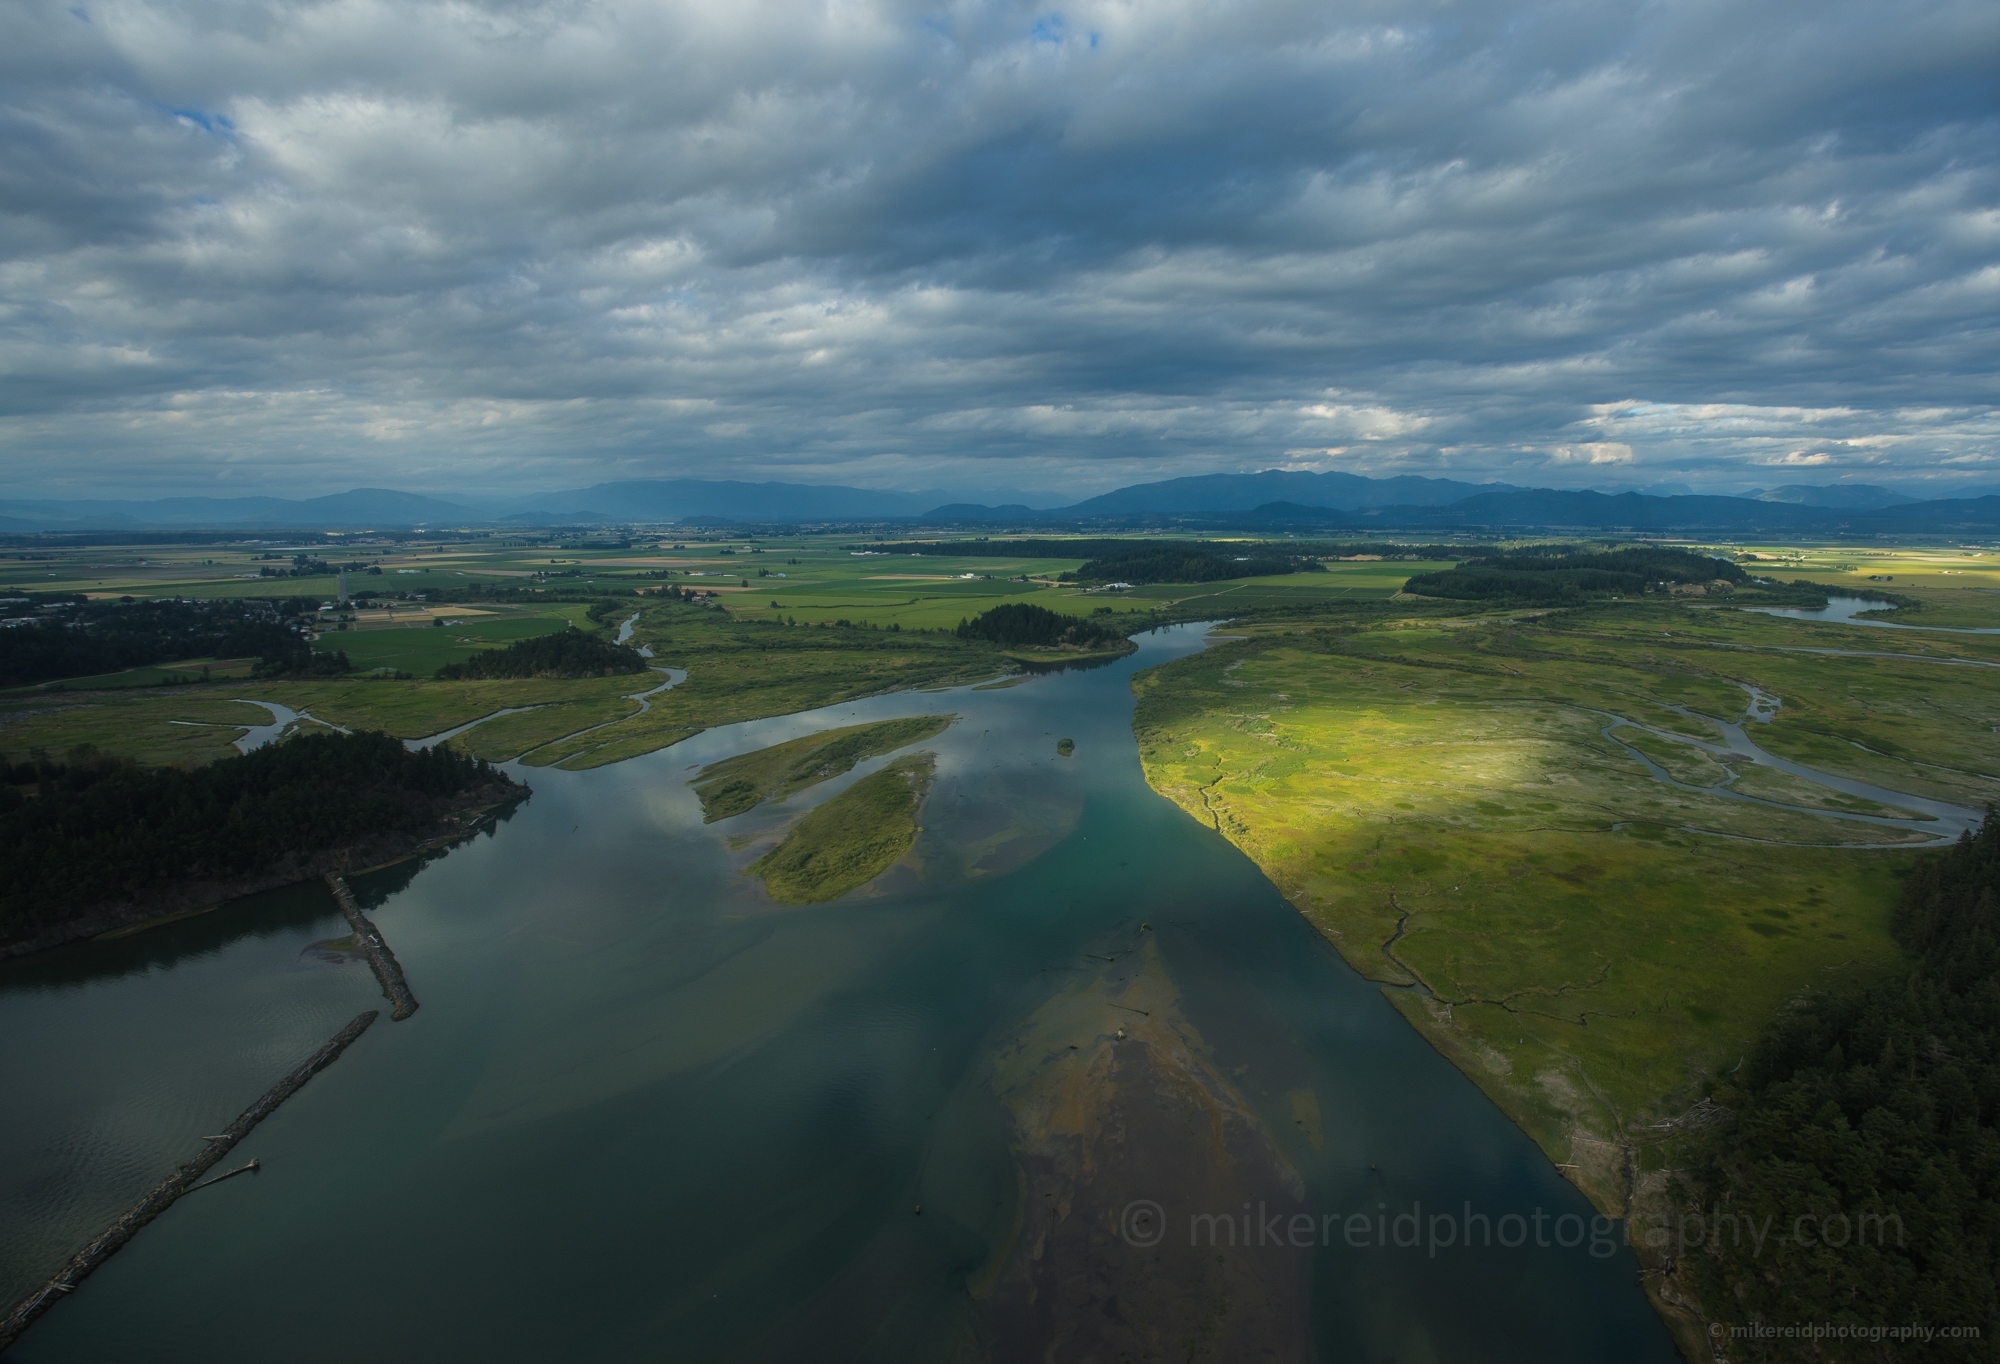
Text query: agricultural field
1132 579 2000 1224
1 532 1452 629
317 608 577 676
9 531 1989 796
0 599 1007 773
1714 541 2000 627
2 530 1447 776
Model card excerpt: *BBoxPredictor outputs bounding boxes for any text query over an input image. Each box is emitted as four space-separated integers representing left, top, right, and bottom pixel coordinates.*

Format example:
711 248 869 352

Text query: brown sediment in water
970 937 1312 1361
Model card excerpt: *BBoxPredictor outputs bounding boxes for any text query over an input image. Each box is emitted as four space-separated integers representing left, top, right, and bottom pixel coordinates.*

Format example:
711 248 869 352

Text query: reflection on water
0 625 1675 1362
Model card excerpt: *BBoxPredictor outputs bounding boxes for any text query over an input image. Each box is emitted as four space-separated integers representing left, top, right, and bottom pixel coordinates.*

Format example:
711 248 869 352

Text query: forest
0 732 518 945
954 602 1125 649
0 597 330 686
1069 543 1321 584
1405 545 1753 604
432 628 647 680
1686 814 2000 1351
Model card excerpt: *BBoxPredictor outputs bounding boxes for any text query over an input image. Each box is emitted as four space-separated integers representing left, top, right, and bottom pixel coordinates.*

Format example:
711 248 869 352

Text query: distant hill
1239 491 2000 534
1059 469 1520 517
1856 495 2000 534
919 503 1042 522
0 488 478 530
1394 490 1829 530
4 472 1996 536
497 509 615 526
1749 483 1917 510
515 479 942 522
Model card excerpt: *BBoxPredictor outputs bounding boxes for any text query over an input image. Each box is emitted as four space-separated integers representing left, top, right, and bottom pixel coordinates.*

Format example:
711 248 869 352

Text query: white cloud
0 0 1995 498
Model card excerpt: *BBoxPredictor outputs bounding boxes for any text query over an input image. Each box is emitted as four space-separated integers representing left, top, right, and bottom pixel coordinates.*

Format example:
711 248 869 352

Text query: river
1747 593 2000 634
0 623 1675 1361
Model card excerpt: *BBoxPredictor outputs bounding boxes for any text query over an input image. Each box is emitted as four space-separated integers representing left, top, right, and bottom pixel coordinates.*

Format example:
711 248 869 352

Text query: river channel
0 624 1675 1361
1749 593 2000 634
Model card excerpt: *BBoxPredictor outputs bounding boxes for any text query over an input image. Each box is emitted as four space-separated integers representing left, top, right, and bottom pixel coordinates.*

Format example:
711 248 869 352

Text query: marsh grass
691 716 952 821
748 752 936 904
1131 597 1983 1213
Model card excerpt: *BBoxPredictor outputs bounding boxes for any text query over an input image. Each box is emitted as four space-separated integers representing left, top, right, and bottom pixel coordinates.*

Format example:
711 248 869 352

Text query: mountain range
1745 483 1920 509
1 473 1995 535
1233 492 2000 535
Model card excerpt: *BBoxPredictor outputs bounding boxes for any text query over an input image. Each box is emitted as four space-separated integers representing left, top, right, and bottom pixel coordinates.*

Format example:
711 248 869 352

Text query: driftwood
324 874 420 1021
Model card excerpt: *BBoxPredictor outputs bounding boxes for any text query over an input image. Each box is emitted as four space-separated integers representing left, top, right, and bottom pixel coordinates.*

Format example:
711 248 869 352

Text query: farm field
2 531 1440 774
317 609 576 675
0 601 1010 772
1132 582 2000 1226
1 532 1451 627
1712 541 2000 627
9 531 1992 794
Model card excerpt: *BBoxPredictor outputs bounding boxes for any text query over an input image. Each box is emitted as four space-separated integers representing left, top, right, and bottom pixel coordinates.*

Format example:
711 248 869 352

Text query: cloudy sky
3 0 1996 501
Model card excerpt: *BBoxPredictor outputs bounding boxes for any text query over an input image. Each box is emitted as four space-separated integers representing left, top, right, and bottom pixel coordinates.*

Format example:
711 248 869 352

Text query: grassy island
748 751 937 904
692 716 952 821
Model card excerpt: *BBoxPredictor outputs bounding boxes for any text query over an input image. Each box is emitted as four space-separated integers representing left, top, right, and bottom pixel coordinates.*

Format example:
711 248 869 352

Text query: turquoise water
0 624 1676 1360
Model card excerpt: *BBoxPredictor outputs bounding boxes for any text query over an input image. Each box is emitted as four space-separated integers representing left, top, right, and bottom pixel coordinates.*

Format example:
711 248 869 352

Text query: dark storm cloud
1 0 1996 497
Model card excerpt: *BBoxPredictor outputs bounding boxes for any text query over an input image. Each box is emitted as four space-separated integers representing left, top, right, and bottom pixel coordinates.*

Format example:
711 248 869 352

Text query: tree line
954 602 1125 649
433 628 646 680
0 597 347 686
0 732 515 945
1406 546 1751 605
1685 812 2000 1351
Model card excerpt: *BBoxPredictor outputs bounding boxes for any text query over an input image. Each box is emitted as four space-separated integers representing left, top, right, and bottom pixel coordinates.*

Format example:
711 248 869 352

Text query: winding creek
1595 684 1983 847
4 625 1693 1360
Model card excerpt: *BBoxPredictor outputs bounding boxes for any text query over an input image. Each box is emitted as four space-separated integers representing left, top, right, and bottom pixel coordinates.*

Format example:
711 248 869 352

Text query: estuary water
0 624 1675 1362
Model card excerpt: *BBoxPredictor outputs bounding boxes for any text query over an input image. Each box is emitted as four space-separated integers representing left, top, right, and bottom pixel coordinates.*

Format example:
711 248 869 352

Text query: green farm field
0 599 1012 773
1708 541 2000 627
316 609 575 674
2 530 1443 632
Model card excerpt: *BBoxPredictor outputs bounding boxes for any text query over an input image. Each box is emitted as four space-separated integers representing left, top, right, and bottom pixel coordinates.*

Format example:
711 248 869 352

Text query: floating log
0 1010 378 1355
187 1159 260 1193
323 874 419 1021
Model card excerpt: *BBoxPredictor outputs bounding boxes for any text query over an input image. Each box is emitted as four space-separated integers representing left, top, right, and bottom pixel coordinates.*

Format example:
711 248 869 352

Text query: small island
954 603 1136 666
692 715 951 822
748 751 936 904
